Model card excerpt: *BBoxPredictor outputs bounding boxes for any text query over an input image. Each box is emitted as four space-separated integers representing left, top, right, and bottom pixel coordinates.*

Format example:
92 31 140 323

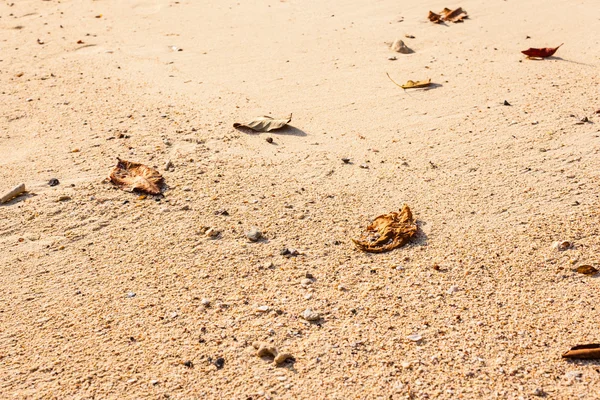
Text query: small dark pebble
280 248 290 256
214 357 225 369
123 200 130 205
214 209 229 216
48 178 60 186
342 158 350 164
266 137 273 144
183 360 194 368
503 100 511 106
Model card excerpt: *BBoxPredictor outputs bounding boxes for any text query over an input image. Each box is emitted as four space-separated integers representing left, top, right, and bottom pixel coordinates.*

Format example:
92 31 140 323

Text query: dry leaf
562 344 600 359
575 265 598 275
109 158 164 195
387 73 431 89
428 11 442 23
429 7 468 23
353 204 418 253
233 115 292 132
521 44 563 58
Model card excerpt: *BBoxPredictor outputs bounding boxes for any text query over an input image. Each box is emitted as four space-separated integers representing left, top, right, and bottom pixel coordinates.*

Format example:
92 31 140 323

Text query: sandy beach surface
1 0 600 398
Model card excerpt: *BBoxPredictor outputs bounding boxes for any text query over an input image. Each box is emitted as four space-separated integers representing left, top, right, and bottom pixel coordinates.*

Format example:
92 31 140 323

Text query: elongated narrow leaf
387 73 431 89
562 344 600 359
233 114 292 132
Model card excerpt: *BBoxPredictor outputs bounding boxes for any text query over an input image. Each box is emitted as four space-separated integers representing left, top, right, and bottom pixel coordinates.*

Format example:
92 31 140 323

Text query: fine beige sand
2 0 600 398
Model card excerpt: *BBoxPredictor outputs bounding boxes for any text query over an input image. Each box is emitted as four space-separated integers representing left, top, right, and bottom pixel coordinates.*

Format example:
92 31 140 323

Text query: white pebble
407 334 422 342
256 305 270 313
301 308 320 321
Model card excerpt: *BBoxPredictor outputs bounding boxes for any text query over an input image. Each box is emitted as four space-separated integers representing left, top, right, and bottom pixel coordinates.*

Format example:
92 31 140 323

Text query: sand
1 0 600 398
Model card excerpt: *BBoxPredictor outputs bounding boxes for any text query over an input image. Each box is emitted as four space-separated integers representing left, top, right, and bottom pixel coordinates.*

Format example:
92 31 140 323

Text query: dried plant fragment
562 344 600 359
233 114 292 132
429 7 468 23
428 11 442 23
575 265 598 275
441 7 468 22
353 204 418 253
521 44 563 58
386 73 431 89
109 158 164 195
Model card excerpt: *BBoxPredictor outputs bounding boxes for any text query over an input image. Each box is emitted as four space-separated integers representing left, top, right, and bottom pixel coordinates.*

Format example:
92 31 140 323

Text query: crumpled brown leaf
429 7 468 23
109 158 164 195
353 205 418 253
562 344 600 359
233 114 292 132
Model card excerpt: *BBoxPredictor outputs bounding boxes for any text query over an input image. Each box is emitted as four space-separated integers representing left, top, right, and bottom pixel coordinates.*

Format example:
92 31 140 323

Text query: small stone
337 284 347 291
57 195 71 202
182 186 192 192
300 278 313 287
256 305 270 313
48 178 60 187
201 298 211 306
405 34 415 39
401 361 412 369
565 371 582 379
126 292 136 298
341 158 350 164
390 39 412 54
359 164 369 169
407 334 422 342
214 357 225 369
304 293 312 300
266 137 274 144
531 121 539 125
26 98 33 102
294 213 305 220
503 100 511 106
533 388 545 397
274 353 294 365
447 285 460 294
205 228 220 238
580 116 589 123
160 207 169 213
246 227 262 242
164 160 173 171
388 56 397 61
72 148 80 153
552 240 572 251
301 308 320 321
182 360 194 368
150 380 159 386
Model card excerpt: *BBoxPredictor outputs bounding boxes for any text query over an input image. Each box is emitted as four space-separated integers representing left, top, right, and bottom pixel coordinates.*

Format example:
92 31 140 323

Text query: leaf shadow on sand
234 125 307 137
528 56 593 66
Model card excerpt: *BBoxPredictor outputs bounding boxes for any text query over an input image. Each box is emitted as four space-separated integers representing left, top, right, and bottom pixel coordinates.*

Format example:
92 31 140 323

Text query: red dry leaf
109 158 164 195
521 43 563 58
562 344 600 359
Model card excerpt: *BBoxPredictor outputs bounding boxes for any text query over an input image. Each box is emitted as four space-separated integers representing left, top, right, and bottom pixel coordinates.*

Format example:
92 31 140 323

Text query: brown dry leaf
233 114 292 132
109 158 164 195
429 7 468 23
353 204 418 253
562 344 600 359
386 73 432 89
575 265 598 275
428 11 442 23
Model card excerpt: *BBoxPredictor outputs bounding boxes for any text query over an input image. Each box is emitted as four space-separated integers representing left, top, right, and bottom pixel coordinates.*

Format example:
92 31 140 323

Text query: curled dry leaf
521 44 563 58
429 7 468 23
562 344 600 359
387 73 431 89
575 265 598 275
353 204 418 253
109 158 164 195
233 114 292 132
